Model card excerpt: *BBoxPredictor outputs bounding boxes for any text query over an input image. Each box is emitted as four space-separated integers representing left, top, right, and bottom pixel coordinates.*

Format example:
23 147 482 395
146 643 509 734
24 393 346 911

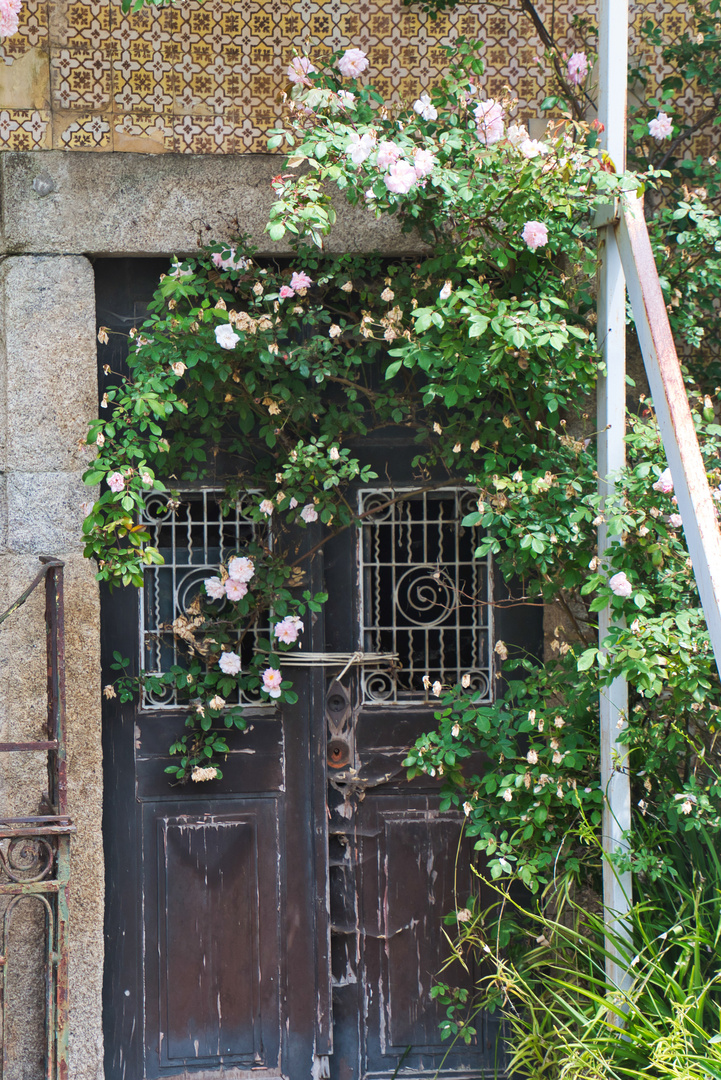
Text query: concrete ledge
0 151 421 257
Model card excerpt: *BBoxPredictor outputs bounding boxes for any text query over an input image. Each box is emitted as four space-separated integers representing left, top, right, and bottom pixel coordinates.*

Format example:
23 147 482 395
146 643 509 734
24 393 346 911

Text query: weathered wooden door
98 261 542 1080
101 502 328 1080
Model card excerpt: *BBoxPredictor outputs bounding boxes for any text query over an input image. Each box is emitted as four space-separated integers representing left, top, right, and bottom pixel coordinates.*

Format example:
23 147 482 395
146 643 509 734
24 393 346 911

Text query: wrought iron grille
140 490 267 710
0 557 73 1080
358 488 492 704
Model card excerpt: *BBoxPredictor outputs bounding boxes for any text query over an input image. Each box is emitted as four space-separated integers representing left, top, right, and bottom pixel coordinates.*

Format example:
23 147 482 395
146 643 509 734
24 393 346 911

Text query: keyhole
327 738 351 768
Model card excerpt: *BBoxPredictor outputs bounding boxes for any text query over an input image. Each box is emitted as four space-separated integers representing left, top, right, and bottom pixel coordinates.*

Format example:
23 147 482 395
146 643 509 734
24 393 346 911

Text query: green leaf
577 648 599 671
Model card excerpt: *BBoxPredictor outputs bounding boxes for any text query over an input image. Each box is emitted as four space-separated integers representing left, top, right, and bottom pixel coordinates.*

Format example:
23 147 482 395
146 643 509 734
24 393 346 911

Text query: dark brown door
321 477 520 1080
101 492 330 1080
98 261 541 1080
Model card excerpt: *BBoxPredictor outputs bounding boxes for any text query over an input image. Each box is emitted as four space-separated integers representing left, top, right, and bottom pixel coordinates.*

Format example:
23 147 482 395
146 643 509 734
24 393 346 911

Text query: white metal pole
596 0 633 993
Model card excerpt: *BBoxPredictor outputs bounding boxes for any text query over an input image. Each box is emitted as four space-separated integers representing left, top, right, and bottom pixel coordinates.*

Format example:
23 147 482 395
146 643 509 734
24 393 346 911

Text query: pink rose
218 650 241 675
474 99 504 145
290 271 312 291
520 138 547 158
212 248 236 271
215 324 240 350
377 141 403 169
287 56 316 86
279 285 295 299
0 0 19 37
259 499 275 516
337 47 369 79
652 468 673 494
273 615 304 644
648 112 673 140
347 132 375 165
413 148 437 177
566 51 589 86
228 555 255 582
262 667 283 698
384 160 417 195
300 503 318 523
225 579 248 601
522 221 549 251
668 513 683 528
609 572 633 598
205 576 226 600
413 93 438 122
108 472 125 493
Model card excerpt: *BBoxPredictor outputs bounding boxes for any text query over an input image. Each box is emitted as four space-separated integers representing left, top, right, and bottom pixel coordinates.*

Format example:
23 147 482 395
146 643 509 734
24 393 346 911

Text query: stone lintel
0 151 421 258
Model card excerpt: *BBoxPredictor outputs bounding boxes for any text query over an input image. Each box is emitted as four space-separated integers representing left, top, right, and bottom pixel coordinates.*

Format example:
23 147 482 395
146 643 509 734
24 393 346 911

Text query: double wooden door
97 260 540 1080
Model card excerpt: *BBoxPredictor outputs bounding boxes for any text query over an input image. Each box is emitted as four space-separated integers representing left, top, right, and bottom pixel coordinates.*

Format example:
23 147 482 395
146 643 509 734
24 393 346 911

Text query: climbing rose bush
262 40 721 883
84 42 721 879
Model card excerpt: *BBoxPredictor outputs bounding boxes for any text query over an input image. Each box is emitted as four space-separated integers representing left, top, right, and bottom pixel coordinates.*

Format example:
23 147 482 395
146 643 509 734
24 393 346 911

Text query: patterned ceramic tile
0 0 48 65
0 106 50 146
0 0 713 155
113 108 172 149
54 107 111 145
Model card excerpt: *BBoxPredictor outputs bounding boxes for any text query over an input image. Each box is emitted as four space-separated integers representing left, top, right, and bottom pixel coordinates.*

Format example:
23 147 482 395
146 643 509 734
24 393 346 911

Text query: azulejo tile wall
0 0 695 154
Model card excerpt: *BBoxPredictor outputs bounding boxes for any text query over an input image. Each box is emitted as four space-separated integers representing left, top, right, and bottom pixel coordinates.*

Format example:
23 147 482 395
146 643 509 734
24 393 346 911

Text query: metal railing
0 557 74 1080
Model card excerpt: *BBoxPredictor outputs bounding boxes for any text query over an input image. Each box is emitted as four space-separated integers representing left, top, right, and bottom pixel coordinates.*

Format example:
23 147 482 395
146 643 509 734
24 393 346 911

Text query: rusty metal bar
0 742 59 753
0 828 75 839
53 841 70 1080
0 566 51 627
0 812 69 820
0 883 64 897
616 193 721 676
0 818 71 826
43 558 68 817
0 558 72 1080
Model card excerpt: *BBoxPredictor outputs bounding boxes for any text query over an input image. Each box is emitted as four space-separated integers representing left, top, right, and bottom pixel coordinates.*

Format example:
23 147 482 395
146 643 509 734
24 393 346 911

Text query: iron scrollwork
0 836 55 884
359 487 493 704
140 490 266 710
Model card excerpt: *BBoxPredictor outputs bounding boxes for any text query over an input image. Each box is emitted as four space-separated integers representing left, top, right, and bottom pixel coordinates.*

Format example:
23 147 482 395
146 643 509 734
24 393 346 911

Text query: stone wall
0 253 102 1080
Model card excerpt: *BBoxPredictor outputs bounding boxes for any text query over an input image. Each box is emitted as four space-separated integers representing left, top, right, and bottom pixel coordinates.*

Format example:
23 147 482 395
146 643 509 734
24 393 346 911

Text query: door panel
370 810 465 1052
135 711 284 799
327 706 504 1080
146 802 280 1072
